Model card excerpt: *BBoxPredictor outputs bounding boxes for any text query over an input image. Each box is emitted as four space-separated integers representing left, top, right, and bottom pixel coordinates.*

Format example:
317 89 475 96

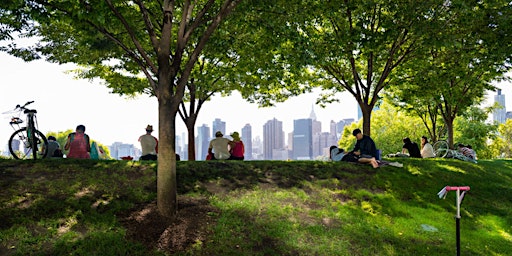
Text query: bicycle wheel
433 141 449 158
8 127 48 160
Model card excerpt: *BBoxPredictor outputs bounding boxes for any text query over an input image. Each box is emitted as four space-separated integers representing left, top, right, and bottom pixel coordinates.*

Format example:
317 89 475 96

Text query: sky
1 52 511 150
0 52 360 149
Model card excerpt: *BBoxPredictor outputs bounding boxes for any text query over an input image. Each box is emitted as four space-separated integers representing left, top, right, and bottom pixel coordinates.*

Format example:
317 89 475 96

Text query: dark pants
140 154 157 161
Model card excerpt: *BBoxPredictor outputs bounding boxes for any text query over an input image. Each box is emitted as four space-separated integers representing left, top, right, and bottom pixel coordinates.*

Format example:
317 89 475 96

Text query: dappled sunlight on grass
477 215 512 242
406 165 422 175
74 186 95 199
57 215 79 235
1 159 511 255
436 163 466 173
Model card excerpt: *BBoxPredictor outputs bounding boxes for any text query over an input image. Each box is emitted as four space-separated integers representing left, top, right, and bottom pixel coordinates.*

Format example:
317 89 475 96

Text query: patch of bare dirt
119 196 219 254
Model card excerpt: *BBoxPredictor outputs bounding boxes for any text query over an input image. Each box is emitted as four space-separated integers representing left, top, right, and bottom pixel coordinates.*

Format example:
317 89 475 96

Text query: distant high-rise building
196 124 210 160
313 131 337 159
336 118 355 137
330 120 337 139
292 118 313 160
212 118 226 137
287 132 293 151
310 105 321 136
179 132 188 160
110 142 138 160
506 111 512 120
241 124 252 160
252 136 263 160
493 89 506 124
263 118 285 160
10 139 20 153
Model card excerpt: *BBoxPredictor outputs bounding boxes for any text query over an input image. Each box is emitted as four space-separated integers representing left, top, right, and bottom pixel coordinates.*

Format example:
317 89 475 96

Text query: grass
0 157 511 255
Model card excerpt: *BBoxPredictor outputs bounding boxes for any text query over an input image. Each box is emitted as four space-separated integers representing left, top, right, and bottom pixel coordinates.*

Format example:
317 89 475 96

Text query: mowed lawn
0 157 511 255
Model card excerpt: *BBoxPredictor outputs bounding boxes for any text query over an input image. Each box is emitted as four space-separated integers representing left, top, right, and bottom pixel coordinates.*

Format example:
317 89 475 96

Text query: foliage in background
370 101 427 155
337 101 427 156
453 106 498 159
488 119 512 158
292 0 444 137
386 0 512 148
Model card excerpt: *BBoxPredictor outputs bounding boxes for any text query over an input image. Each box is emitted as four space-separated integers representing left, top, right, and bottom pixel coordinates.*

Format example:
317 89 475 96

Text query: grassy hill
0 158 511 255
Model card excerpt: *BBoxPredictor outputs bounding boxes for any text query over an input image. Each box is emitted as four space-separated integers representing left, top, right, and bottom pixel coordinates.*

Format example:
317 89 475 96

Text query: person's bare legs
358 157 379 168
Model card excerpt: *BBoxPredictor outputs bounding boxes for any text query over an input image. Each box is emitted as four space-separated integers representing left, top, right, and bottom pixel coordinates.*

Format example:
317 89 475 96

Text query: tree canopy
2 0 512 218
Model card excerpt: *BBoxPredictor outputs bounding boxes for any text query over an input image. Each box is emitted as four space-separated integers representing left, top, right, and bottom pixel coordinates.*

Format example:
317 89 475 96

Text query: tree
453 105 498 159
489 119 512 159
370 100 427 155
338 100 427 156
1 0 243 219
290 0 444 137
387 0 512 148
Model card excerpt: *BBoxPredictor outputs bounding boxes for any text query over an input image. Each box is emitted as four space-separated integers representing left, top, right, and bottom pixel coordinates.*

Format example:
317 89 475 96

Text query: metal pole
455 189 461 256
456 216 460 256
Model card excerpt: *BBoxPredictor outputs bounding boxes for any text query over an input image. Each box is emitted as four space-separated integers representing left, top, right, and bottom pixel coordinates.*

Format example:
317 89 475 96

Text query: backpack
341 152 359 163
53 148 64 158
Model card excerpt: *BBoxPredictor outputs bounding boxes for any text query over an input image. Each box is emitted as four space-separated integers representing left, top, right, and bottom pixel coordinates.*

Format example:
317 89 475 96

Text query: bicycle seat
24 109 37 114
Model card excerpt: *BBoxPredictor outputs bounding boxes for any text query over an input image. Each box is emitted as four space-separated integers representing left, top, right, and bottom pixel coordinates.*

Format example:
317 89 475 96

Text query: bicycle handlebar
15 101 35 110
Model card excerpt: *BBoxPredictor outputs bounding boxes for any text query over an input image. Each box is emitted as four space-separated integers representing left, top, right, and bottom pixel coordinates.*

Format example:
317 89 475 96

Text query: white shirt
139 134 158 155
421 143 435 158
209 137 231 160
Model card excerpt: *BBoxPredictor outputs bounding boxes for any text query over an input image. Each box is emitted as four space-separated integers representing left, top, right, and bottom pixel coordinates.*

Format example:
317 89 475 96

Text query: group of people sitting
401 136 435 158
330 128 402 168
331 129 477 166
401 136 477 160
44 124 102 159
207 131 245 160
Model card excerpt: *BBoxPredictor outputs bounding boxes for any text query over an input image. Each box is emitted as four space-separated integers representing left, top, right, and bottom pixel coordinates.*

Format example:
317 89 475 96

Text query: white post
456 188 461 218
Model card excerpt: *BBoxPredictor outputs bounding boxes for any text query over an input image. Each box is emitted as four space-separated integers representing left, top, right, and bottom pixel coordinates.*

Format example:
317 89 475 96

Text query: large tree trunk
359 102 373 137
157 97 178 219
445 117 455 149
186 118 197 161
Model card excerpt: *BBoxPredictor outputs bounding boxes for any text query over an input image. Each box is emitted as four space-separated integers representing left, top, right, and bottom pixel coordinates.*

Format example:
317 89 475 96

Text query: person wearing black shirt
350 128 379 168
402 137 421 158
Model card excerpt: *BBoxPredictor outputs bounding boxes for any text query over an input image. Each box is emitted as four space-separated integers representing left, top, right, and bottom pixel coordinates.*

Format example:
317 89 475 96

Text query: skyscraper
263 118 285 160
109 142 138 160
292 118 313 160
241 124 252 160
493 89 506 124
212 118 226 137
196 124 210 160
310 105 321 136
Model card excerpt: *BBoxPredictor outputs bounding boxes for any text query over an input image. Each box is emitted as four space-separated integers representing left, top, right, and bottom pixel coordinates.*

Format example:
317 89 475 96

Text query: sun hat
230 132 240 140
146 125 153 131
215 131 223 137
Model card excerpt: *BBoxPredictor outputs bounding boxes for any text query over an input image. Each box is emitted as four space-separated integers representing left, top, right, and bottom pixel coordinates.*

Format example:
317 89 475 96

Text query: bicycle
432 140 477 163
4 101 48 160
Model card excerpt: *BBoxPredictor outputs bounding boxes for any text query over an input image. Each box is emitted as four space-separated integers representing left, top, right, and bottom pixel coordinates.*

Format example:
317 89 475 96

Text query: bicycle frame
6 101 48 160
25 110 38 158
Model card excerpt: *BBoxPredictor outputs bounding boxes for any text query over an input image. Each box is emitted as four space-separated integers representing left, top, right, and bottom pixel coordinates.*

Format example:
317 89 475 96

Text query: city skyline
1 52 510 157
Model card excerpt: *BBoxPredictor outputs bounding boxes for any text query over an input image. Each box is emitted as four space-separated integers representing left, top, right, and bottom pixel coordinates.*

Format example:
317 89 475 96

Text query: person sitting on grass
420 136 435 158
348 128 379 168
402 137 422 158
